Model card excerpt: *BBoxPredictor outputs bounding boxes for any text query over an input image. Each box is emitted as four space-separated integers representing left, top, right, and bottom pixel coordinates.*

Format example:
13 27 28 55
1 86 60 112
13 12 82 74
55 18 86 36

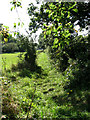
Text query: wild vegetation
1 51 90 119
0 1 90 119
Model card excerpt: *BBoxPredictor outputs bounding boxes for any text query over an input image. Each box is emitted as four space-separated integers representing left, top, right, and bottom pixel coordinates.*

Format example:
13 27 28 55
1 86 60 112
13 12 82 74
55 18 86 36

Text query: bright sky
0 0 88 37
0 0 38 35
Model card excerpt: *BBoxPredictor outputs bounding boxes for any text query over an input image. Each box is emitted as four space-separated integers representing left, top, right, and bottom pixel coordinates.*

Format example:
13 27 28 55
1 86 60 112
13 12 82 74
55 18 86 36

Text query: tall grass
1 51 90 119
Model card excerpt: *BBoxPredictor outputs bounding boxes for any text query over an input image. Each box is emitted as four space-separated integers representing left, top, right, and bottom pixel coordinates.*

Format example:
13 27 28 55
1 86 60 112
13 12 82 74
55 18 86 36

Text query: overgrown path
2 52 67 119
2 52 90 119
36 52 65 98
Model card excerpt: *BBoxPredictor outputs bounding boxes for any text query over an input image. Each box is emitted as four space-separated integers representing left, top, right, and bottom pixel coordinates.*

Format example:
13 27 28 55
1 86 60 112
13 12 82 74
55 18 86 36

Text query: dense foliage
16 35 37 71
28 2 89 70
28 1 90 107
37 33 46 50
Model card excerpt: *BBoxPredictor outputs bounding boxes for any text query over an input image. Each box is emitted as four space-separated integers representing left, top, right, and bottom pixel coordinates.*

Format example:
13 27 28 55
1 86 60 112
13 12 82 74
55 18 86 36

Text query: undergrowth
1 52 90 119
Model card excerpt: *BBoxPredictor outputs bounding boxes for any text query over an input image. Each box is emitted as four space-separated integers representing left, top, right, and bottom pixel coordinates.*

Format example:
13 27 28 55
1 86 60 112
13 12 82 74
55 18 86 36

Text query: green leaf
14 23 16 28
42 28 46 31
46 9 51 14
54 38 58 45
18 22 20 26
20 6 22 8
44 34 46 39
65 33 71 38
23 98 26 102
14 5 16 9
64 29 69 34
70 24 73 28
69 3 76 10
59 43 60 46
62 7 65 10
43 23 47 27
57 18 59 22
57 25 62 30
66 41 70 45
61 11 64 17
53 29 57 33
67 11 70 18
14 32 16 36
48 14 51 18
46 30 51 35
21 22 24 27
11 7 13 11
17 2 21 7
72 9 78 12
17 32 19 36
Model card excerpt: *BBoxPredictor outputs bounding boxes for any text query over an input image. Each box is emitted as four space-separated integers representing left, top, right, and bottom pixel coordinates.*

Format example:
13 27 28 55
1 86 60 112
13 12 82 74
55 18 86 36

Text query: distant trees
2 43 19 53
0 26 25 53
2 34 25 53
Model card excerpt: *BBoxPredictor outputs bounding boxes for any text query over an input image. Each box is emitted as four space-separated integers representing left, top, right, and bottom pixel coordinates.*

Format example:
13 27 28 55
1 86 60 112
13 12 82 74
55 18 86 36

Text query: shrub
16 35 37 71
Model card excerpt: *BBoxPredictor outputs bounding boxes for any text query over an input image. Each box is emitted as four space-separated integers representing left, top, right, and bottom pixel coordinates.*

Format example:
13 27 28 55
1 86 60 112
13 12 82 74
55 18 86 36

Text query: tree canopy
28 2 89 48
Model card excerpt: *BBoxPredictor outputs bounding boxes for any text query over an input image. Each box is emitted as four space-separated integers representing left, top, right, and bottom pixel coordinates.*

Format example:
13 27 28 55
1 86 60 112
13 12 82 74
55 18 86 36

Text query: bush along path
2 52 90 119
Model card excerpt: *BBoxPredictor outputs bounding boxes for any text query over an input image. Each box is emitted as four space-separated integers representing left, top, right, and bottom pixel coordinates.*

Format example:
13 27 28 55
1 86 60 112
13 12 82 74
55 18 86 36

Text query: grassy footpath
1 52 90 119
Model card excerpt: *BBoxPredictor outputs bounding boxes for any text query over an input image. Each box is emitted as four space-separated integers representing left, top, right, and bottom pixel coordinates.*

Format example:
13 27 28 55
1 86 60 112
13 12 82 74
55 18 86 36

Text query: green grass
1 53 21 69
37 52 51 72
1 52 90 119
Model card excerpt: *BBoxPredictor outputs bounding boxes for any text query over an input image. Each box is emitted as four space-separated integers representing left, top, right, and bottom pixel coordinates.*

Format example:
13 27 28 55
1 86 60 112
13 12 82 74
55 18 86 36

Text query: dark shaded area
2 96 19 120
51 91 90 119
11 59 48 79
52 94 68 106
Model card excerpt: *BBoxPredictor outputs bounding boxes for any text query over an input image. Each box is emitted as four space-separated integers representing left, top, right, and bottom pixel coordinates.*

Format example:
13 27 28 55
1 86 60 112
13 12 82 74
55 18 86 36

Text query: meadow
1 52 24 69
1 52 90 119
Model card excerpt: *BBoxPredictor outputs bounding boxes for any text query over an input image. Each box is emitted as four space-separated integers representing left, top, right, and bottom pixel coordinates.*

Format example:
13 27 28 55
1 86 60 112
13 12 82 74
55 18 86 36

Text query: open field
1 53 21 69
1 52 90 119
